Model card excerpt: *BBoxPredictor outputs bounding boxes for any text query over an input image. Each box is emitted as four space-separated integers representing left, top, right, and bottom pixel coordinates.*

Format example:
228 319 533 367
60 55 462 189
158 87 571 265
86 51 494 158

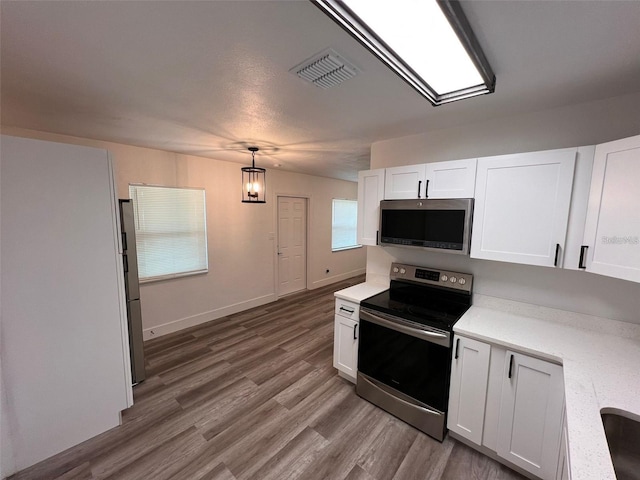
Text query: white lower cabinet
556 411 571 480
447 335 491 444
497 351 565 480
333 298 360 382
448 336 565 480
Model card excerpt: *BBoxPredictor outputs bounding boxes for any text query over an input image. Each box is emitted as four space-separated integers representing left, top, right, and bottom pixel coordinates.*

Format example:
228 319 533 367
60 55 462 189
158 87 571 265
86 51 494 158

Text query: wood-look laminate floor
10 276 527 480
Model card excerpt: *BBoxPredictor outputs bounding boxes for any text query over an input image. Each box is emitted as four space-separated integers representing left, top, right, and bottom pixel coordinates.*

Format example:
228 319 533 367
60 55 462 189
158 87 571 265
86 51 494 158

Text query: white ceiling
2 0 640 182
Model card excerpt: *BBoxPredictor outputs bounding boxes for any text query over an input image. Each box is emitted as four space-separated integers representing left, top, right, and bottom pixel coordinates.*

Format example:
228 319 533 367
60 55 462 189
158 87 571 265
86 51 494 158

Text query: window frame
129 183 209 283
331 198 361 252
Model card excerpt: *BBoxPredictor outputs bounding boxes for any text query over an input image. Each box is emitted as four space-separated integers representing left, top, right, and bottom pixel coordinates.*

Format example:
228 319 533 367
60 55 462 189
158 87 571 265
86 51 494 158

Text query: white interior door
277 196 307 296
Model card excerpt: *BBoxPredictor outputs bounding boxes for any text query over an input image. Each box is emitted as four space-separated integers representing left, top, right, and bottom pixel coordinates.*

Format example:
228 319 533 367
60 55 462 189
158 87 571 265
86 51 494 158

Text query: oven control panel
390 263 473 293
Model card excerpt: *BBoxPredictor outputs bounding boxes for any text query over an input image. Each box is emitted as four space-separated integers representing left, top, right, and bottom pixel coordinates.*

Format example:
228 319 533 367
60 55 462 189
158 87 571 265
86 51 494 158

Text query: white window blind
332 199 359 251
129 185 208 282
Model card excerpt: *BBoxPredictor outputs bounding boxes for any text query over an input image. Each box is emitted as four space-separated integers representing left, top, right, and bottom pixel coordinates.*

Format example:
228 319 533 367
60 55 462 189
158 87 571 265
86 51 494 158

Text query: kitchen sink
602 412 640 480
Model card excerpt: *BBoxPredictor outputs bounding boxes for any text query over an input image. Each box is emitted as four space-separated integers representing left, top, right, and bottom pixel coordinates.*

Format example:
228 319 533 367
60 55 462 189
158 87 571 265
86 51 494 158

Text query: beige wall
368 92 640 325
1 127 365 338
372 92 640 170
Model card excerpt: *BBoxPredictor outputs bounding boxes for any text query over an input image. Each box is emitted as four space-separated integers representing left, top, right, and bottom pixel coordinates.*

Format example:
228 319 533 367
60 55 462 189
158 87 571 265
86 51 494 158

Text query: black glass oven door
357 318 451 412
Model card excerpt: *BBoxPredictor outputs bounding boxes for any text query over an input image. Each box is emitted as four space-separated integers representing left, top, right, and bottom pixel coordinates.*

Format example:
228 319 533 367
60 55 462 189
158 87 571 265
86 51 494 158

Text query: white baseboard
309 268 366 290
142 293 278 340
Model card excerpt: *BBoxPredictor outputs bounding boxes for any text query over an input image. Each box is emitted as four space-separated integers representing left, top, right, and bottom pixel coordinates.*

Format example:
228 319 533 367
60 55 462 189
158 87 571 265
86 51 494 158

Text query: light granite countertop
455 295 640 480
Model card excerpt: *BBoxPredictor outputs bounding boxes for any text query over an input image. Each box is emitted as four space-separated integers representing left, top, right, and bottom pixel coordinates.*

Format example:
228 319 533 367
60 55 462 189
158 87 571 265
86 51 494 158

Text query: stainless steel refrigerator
119 199 146 385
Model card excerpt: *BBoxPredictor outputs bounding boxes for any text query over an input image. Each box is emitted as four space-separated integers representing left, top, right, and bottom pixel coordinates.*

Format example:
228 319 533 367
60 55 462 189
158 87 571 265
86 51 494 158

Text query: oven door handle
360 309 450 347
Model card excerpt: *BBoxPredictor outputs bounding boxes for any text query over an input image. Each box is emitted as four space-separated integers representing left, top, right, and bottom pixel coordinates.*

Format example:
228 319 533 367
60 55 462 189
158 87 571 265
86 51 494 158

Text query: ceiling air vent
290 48 359 89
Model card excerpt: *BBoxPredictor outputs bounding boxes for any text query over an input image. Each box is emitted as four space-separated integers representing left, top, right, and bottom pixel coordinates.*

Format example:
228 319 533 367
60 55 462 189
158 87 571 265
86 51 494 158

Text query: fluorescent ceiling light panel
312 0 495 105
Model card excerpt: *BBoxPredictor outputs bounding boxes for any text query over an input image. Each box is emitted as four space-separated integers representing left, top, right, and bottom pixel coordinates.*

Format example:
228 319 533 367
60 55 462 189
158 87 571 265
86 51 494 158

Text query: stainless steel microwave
379 198 474 255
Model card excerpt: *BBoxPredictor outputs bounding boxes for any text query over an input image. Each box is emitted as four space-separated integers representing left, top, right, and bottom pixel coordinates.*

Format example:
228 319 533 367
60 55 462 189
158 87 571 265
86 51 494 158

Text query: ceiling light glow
312 0 495 105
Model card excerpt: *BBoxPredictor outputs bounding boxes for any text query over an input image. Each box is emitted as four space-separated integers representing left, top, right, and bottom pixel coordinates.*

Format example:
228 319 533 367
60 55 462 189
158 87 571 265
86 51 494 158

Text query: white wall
369 92 640 325
1 136 131 474
372 92 640 170
1 127 365 339
0 141 15 480
1 372 15 480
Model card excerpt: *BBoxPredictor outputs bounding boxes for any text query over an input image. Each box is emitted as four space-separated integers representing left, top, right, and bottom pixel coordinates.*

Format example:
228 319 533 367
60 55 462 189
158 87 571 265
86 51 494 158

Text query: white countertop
334 281 388 304
455 295 640 480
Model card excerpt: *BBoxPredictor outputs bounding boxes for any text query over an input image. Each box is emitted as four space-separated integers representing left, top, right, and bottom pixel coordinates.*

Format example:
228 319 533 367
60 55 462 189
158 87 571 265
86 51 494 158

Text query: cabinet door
556 411 571 480
497 351 565 480
561 146 595 270
582 134 640 282
471 148 576 267
357 169 385 246
384 164 426 199
333 315 358 382
425 158 477 199
447 335 491 445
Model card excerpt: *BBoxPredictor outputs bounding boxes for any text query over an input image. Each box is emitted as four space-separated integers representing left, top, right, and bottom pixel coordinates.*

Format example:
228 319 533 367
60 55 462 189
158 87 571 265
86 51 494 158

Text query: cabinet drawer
335 299 359 320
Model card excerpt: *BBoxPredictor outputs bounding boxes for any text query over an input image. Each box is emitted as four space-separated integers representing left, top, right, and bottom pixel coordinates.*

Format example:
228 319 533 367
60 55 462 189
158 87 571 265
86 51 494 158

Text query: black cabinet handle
455 338 460 359
425 179 430 198
508 354 514 379
579 245 588 269
418 180 422 199
340 306 354 314
353 324 358 340
123 254 129 273
376 230 379 245
554 243 560 267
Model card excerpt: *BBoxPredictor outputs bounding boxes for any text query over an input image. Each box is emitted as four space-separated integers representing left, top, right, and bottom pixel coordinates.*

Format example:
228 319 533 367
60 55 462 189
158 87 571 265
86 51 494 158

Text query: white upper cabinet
357 169 385 246
425 158 477 199
384 159 477 200
384 164 426 199
471 148 577 267
581 134 640 282
561 146 596 270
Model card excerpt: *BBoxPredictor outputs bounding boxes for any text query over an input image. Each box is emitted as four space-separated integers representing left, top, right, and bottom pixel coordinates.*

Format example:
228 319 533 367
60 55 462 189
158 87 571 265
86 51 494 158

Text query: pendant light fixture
241 147 266 203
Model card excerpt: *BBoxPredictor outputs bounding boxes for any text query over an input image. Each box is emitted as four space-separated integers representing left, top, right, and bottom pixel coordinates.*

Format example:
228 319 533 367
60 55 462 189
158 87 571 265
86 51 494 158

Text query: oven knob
450 276 457 283
441 275 448 282
393 267 399 273
459 278 466 285
399 268 406 274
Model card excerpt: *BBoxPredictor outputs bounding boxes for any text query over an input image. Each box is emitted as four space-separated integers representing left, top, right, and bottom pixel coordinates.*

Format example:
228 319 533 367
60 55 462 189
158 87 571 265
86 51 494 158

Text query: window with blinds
332 199 360 251
129 185 208 282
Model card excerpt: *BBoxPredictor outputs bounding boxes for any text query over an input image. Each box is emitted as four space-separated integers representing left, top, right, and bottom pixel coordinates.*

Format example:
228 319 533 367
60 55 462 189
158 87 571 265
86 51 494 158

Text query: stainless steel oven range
357 263 473 441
